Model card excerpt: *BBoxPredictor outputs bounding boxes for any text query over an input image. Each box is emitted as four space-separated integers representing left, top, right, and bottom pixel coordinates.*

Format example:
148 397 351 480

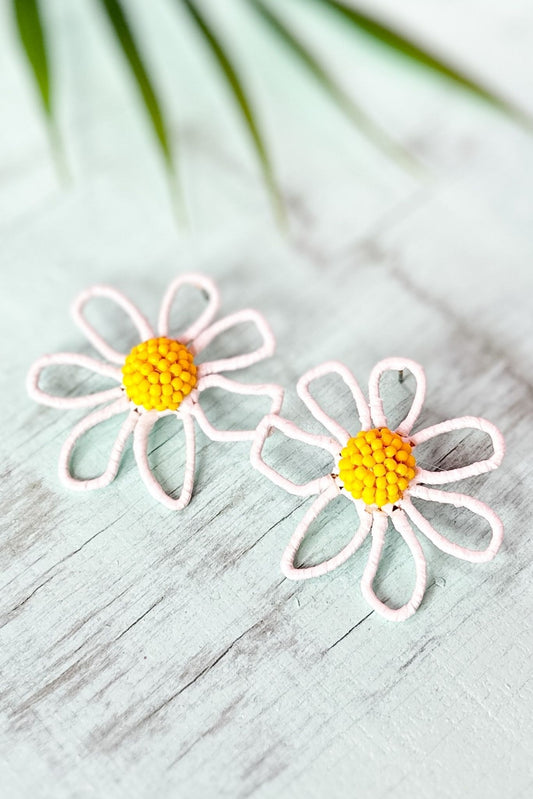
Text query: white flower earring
251 358 505 622
27 274 283 510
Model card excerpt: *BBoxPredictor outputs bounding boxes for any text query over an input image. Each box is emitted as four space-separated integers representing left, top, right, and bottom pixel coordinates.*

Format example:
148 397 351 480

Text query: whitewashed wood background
1 0 533 796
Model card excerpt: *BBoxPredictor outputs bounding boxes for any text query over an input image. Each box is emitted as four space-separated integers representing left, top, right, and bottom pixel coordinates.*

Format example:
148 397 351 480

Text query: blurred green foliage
12 0 531 224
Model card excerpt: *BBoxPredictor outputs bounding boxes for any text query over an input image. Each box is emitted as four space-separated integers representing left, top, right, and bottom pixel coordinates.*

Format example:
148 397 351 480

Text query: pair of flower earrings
27 274 505 622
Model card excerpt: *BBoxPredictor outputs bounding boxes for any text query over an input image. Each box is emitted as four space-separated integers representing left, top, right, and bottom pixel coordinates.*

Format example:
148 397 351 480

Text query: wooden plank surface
1 0 532 796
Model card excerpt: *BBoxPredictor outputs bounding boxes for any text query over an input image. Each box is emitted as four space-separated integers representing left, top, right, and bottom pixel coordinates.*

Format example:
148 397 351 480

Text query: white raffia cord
27 353 124 409
59 398 137 491
251 413 340 498
27 273 280 511
133 410 197 510
296 360 372 445
251 357 506 622
72 284 154 365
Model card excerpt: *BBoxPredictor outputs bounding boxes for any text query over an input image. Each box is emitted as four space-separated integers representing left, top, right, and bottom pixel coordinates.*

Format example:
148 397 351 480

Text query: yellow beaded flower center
337 427 416 508
122 337 197 412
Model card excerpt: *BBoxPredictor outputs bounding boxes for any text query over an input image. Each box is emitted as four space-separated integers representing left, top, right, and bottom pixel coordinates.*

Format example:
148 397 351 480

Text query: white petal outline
251 414 340 498
402 486 503 562
281 484 373 580
27 353 123 409
192 309 275 376
360 509 427 622
411 416 505 486
191 374 284 442
71 284 153 365
296 361 372 446
157 273 220 343
133 410 196 510
59 397 137 491
368 357 426 435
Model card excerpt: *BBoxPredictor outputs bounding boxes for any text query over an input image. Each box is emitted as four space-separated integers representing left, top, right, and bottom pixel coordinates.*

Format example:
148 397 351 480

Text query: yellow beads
338 427 416 508
122 337 197 412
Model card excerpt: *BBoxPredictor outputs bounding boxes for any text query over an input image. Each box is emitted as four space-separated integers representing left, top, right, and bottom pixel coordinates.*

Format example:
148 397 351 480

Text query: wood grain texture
1 0 532 797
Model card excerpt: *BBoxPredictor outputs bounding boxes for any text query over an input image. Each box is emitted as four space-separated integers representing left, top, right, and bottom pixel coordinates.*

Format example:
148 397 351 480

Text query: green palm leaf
249 0 421 172
96 0 176 176
180 0 285 225
12 0 64 171
310 0 532 128
13 0 50 113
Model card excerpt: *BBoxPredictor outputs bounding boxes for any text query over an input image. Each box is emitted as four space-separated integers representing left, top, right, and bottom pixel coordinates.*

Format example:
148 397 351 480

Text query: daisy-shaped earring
27 274 283 510
251 358 505 622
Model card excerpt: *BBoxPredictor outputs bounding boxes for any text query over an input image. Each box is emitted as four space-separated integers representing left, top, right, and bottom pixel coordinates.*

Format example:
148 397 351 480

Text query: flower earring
251 358 505 622
27 274 283 509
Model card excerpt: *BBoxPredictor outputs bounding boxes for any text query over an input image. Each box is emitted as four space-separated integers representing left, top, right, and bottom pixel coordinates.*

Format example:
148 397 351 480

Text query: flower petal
192 374 283 442
402 486 503 562
71 284 153 364
59 397 137 490
133 410 196 510
296 361 371 445
27 353 123 409
410 416 505 485
360 509 427 622
281 484 372 580
192 309 275 376
157 273 220 343
251 414 340 497
368 357 426 435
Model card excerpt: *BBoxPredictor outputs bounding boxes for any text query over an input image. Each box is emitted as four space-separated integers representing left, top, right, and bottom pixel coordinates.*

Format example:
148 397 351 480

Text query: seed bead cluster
122 336 197 412
337 427 416 508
